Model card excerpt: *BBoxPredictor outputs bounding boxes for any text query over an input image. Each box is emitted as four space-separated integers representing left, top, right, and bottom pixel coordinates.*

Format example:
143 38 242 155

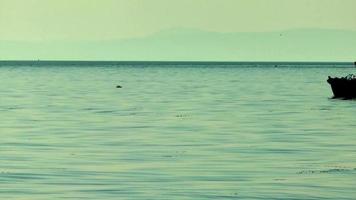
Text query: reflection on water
0 63 356 199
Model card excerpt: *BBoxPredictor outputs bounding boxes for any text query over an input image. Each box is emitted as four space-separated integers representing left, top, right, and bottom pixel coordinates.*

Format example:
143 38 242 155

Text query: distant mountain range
1 29 356 61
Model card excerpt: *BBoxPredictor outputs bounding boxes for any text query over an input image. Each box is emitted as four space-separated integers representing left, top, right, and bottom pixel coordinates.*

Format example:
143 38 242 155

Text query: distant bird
116 85 122 88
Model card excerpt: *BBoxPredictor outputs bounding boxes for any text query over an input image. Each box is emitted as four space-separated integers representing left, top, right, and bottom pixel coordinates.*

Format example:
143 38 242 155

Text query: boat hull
327 76 356 99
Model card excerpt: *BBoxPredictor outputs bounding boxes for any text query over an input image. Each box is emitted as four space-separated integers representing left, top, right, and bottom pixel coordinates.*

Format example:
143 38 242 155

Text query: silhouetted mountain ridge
1 28 355 61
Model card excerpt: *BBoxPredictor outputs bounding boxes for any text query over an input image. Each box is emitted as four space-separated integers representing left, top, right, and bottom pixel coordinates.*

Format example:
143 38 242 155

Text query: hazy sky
1 0 356 41
0 0 356 60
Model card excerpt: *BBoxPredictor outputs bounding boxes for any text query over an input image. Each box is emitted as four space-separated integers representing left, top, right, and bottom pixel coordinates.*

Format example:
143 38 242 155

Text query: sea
0 61 356 200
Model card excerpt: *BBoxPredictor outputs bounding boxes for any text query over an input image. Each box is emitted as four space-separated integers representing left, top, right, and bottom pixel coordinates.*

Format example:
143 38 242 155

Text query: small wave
297 168 356 174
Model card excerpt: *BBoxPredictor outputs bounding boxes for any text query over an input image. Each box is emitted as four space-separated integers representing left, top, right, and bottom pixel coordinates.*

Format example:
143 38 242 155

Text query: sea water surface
0 62 356 199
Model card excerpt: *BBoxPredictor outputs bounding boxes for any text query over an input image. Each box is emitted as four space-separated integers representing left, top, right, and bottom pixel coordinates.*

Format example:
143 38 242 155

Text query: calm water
1 62 356 199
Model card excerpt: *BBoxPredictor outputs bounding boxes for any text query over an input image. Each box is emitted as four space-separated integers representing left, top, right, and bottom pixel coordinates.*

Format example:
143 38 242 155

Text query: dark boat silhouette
327 74 356 99
327 62 356 99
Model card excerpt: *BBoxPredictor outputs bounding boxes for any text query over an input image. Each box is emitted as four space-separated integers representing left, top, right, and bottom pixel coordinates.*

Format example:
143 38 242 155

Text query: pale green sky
1 0 356 41
0 0 356 61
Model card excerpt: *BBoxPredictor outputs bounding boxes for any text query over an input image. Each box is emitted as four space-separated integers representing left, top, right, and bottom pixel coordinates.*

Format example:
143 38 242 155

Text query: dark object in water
327 74 356 99
116 85 122 88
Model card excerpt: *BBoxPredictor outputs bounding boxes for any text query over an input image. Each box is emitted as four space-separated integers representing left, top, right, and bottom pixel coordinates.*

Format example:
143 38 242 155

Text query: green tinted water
1 64 356 199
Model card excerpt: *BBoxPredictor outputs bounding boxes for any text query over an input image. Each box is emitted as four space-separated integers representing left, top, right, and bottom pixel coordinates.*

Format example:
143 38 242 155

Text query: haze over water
1 62 356 200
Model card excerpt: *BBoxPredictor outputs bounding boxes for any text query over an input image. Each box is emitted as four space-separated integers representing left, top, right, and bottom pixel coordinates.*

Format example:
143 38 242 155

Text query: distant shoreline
0 60 353 66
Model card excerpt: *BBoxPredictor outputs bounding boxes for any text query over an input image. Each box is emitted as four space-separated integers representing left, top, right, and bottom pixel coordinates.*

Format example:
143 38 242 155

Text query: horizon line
0 60 354 64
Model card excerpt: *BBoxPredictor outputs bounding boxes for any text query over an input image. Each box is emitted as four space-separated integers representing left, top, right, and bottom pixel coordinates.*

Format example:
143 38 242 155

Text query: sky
0 0 356 61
